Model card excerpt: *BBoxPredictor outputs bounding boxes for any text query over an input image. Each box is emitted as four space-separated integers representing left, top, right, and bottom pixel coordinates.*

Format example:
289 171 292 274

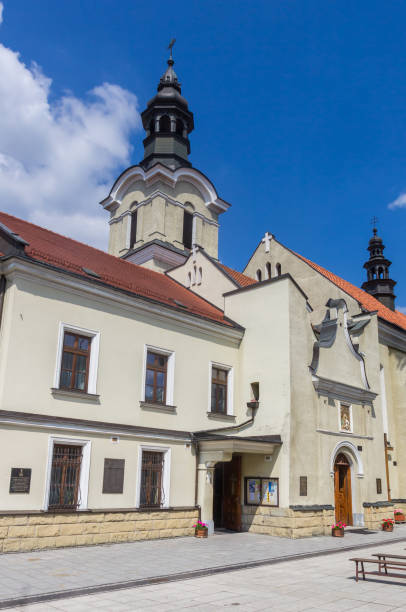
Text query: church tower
140 45 194 170
100 44 229 272
361 224 396 311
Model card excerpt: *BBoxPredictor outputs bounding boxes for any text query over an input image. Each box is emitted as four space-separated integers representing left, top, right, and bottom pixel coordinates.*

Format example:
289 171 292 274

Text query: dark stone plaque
9 468 31 493
102 458 125 494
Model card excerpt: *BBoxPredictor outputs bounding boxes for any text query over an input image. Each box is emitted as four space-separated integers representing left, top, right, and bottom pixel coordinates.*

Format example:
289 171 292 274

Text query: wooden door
334 453 353 525
222 455 242 531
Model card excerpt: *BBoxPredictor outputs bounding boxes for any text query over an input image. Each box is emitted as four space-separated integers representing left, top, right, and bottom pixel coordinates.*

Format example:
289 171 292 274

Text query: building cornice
312 375 377 404
1 257 244 347
224 273 309 302
125 242 187 268
109 191 220 228
100 164 230 215
378 319 406 352
0 410 192 443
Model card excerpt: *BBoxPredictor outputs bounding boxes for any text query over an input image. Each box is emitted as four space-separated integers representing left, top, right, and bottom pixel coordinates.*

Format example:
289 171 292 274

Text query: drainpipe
0 276 6 332
384 433 392 501
193 401 259 436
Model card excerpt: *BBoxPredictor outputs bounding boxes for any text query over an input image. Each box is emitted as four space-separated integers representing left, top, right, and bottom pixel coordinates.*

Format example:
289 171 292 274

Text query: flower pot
382 523 394 532
395 513 405 522
331 527 344 537
195 529 208 538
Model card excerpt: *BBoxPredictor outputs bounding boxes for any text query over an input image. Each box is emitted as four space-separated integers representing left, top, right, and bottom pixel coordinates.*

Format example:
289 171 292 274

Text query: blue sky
1 1 405 307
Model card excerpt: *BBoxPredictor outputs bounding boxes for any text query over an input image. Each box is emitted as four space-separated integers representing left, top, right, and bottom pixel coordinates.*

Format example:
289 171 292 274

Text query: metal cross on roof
371 216 379 236
168 38 176 59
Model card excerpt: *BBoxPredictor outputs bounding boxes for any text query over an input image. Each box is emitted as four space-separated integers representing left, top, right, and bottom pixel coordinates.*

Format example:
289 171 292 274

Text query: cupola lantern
362 223 396 311
140 41 194 170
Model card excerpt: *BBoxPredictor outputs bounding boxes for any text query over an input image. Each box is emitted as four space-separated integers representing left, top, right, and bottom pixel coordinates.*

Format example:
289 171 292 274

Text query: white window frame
43 436 91 511
208 361 234 416
338 402 353 434
53 323 100 394
142 345 175 405
135 444 171 509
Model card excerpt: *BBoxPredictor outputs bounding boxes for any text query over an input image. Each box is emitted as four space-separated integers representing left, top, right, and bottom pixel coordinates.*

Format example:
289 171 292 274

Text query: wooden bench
350 557 406 582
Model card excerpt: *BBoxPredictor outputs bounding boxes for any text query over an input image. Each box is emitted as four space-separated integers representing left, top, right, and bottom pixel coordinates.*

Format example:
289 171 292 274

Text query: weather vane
168 38 176 59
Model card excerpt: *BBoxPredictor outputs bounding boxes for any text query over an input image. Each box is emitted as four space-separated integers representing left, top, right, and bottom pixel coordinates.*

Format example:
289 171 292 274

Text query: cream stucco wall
0 425 195 512
108 176 220 260
244 238 361 323
0 274 241 433
168 251 236 310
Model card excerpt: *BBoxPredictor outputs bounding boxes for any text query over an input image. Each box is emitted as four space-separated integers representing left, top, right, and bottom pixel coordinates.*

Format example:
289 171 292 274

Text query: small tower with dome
361 223 396 311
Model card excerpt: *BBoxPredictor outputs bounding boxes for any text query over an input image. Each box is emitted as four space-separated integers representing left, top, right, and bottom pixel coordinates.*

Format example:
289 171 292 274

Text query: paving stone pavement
5 539 406 611
0 526 406 608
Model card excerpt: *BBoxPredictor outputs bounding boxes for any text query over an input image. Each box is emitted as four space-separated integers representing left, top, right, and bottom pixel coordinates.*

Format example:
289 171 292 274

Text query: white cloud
388 193 406 210
0 3 3 25
0 34 140 248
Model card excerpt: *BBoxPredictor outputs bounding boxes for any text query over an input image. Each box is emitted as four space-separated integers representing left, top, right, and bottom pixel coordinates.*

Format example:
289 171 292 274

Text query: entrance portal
213 455 242 531
334 453 353 525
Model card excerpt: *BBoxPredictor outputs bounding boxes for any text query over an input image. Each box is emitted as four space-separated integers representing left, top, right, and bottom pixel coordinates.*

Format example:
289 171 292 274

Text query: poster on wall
261 478 279 506
246 478 261 504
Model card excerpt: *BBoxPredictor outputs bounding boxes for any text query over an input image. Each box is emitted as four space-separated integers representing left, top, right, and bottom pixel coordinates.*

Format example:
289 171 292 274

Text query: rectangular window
211 367 228 414
376 478 382 494
140 451 164 507
182 210 193 250
59 332 91 392
48 445 82 511
102 458 125 494
145 351 168 404
130 211 137 248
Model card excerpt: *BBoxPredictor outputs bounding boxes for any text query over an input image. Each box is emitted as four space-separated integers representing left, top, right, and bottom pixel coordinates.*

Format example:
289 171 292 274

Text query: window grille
49 445 82 511
140 451 164 508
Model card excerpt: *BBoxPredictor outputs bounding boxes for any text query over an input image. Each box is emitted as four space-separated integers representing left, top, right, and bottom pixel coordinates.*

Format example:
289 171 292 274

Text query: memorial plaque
102 458 125 494
9 468 31 493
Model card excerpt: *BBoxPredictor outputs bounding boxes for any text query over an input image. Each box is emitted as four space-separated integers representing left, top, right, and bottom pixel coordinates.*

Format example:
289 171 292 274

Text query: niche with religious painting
340 404 352 433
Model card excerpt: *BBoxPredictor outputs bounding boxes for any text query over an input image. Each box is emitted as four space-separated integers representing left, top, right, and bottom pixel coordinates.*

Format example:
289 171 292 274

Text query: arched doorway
334 453 353 525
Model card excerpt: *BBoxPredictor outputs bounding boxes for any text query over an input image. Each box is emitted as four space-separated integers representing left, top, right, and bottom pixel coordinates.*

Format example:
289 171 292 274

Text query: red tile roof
0 212 233 327
218 263 256 287
296 252 406 332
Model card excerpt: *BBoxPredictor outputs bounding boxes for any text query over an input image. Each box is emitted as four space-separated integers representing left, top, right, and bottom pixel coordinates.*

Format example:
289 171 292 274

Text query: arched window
378 267 384 279
256 269 262 282
186 272 192 288
149 119 155 135
176 119 184 136
197 267 202 285
159 115 171 133
266 262 271 279
276 263 282 276
192 265 197 285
